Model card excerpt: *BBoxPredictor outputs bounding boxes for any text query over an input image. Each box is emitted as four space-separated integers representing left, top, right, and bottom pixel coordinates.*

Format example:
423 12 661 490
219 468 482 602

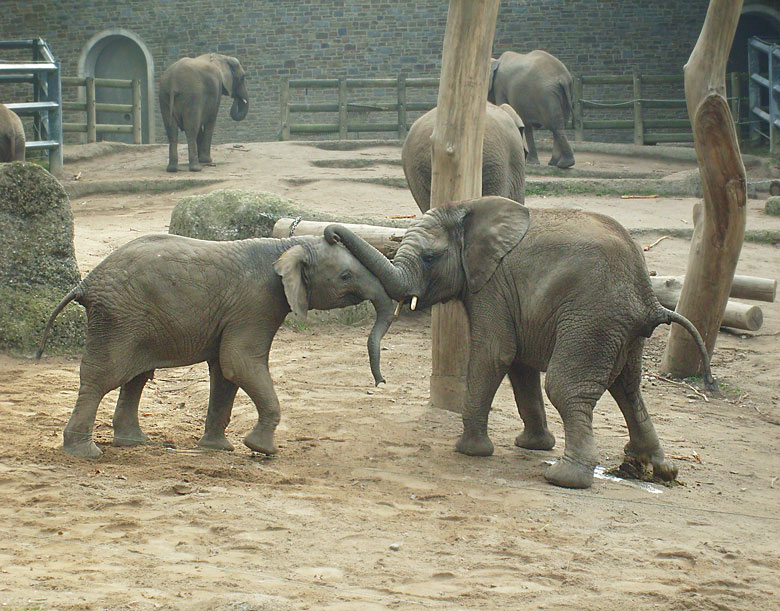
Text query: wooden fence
280 72 746 145
61 76 142 144
279 77 438 140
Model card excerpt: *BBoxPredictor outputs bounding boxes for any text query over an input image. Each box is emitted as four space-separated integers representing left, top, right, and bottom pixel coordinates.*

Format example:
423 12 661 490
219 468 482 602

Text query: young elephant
159 53 249 172
37 234 395 459
325 197 716 489
0 103 26 162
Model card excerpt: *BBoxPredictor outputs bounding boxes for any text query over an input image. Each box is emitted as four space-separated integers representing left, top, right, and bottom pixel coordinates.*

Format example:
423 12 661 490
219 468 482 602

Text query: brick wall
0 1 710 144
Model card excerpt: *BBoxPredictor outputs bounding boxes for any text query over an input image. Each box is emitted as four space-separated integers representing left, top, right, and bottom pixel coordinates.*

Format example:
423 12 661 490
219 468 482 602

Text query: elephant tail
652 307 718 394
36 285 84 359
558 79 573 125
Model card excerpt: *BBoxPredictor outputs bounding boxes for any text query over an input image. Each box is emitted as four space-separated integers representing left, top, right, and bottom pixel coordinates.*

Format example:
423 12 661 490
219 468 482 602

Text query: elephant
488 50 575 169
0 103 25 162
324 196 716 489
159 53 249 172
402 102 528 213
37 233 395 459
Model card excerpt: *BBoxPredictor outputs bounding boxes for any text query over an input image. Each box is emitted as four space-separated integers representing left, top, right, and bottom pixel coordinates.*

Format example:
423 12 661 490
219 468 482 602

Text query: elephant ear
499 104 529 158
461 196 530 293
217 56 236 96
488 57 500 103
273 245 310 318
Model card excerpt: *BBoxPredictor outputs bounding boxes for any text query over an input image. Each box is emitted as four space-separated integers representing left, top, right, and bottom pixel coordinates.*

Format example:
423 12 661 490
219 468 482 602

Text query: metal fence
61 76 142 144
0 38 62 174
748 37 780 154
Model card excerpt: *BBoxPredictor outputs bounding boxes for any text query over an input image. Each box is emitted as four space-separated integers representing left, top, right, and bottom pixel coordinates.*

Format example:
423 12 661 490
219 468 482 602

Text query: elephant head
324 197 530 311
273 240 396 385
216 55 249 121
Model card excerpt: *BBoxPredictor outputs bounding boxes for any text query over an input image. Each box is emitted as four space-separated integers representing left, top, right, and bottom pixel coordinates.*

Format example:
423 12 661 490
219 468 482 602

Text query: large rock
0 162 84 354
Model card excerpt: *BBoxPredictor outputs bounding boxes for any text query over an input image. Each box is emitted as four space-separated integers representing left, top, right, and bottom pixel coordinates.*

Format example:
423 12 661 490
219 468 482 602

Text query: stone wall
0 1 710 144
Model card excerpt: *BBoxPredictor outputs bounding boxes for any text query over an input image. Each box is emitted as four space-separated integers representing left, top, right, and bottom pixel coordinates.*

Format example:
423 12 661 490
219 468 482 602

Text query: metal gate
748 37 780 154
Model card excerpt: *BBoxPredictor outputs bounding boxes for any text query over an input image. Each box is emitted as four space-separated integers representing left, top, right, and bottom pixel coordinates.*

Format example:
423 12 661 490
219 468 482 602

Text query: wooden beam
429 0 500 412
661 0 747 378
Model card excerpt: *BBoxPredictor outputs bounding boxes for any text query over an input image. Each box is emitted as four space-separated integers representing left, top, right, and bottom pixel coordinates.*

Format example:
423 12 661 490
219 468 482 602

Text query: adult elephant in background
489 50 575 169
159 53 249 172
402 102 528 213
325 197 717 489
37 233 395 459
0 103 26 162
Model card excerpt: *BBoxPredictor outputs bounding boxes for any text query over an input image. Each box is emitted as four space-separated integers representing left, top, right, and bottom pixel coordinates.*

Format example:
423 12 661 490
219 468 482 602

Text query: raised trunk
230 97 248 121
324 224 414 302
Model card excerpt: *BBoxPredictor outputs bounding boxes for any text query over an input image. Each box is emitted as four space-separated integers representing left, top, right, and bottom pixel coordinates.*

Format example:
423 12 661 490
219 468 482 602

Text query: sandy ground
1 141 779 610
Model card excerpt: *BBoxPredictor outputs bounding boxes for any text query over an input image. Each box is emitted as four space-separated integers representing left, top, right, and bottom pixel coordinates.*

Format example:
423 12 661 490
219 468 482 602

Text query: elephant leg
165 122 179 173
63 359 115 458
542 336 616 488
509 363 555 451
199 359 239 451
608 339 677 482
112 371 153 447
524 125 540 165
551 128 574 169
197 120 215 165
184 127 202 172
14 133 25 162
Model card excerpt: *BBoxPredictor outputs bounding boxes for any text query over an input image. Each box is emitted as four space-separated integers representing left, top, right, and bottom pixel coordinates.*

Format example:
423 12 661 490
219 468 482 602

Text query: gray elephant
37 233 394 459
0 103 25 162
403 102 528 213
488 50 574 169
159 53 249 172
325 196 716 489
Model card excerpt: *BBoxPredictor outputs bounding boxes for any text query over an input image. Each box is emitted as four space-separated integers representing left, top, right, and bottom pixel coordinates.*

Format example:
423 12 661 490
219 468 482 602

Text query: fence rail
748 37 780 154
0 38 62 174
61 76 142 144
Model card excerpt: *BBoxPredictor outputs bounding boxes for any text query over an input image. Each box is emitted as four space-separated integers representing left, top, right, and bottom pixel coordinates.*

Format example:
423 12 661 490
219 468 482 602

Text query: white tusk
410 296 418 311
241 98 248 104
393 301 403 317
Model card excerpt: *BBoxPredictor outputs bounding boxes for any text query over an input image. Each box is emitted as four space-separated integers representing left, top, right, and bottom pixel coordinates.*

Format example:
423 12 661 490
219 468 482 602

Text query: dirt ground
1 141 779 610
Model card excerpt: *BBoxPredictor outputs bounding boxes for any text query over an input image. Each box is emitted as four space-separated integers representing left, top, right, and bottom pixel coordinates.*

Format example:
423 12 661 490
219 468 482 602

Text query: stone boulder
0 162 84 354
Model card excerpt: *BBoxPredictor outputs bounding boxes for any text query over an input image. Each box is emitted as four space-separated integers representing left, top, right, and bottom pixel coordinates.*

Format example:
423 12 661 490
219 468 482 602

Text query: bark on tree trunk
428 0 500 412
660 0 747 378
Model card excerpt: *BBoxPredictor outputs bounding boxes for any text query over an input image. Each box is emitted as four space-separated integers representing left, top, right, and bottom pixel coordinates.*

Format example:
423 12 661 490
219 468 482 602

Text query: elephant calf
0 103 25 162
38 233 394 459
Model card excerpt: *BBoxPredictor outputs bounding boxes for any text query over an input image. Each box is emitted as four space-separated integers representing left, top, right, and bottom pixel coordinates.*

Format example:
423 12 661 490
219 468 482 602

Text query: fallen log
651 276 763 331
651 274 776 303
272 218 405 259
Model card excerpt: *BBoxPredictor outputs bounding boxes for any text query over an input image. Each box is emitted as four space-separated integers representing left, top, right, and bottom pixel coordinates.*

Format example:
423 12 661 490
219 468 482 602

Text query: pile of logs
274 218 777 332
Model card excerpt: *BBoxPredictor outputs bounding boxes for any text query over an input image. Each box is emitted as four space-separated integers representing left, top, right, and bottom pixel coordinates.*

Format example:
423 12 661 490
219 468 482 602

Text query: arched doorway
729 2 780 75
79 30 155 143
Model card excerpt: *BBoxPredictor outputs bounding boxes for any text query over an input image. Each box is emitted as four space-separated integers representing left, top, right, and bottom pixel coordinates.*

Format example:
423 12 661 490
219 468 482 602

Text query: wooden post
633 71 644 145
661 0 747 378
338 77 348 140
86 76 97 143
397 75 407 139
573 75 584 140
429 0 500 412
131 78 142 144
279 81 290 141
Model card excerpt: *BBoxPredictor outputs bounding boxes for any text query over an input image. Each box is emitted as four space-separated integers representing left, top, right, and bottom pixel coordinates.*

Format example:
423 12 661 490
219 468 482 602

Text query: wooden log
651 274 776 303
650 277 763 331
273 218 405 259
661 0 747 378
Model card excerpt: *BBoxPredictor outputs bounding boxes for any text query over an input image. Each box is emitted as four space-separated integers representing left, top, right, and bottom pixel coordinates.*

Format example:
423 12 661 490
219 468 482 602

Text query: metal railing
0 38 62 174
61 76 142 144
279 76 439 140
748 37 780 154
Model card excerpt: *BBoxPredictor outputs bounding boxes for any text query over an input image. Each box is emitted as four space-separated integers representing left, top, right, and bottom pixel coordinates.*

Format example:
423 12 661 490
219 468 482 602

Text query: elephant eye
339 270 353 281
421 250 438 265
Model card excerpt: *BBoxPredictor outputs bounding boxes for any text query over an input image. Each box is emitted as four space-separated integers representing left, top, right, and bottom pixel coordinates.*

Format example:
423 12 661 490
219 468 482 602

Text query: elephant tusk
241 98 248 104
410 296 418 311
393 301 403 317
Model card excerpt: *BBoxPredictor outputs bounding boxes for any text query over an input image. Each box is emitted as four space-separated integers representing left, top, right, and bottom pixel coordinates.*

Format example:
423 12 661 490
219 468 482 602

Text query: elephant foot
188 163 203 172
112 429 150 447
527 156 541 165
243 425 277 455
622 442 678 482
556 156 575 169
198 157 213 165
548 156 560 167
455 432 494 457
166 163 178 173
544 456 595 489
63 430 103 458
515 429 556 451
198 431 235 452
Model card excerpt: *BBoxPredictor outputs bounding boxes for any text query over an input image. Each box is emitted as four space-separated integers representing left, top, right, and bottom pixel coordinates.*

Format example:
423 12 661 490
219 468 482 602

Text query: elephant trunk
367 295 395 386
230 96 248 121
324 224 414 303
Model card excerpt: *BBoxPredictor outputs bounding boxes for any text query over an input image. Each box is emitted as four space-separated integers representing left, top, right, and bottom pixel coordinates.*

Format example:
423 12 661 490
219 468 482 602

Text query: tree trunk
429 0 500 412
661 0 747 377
